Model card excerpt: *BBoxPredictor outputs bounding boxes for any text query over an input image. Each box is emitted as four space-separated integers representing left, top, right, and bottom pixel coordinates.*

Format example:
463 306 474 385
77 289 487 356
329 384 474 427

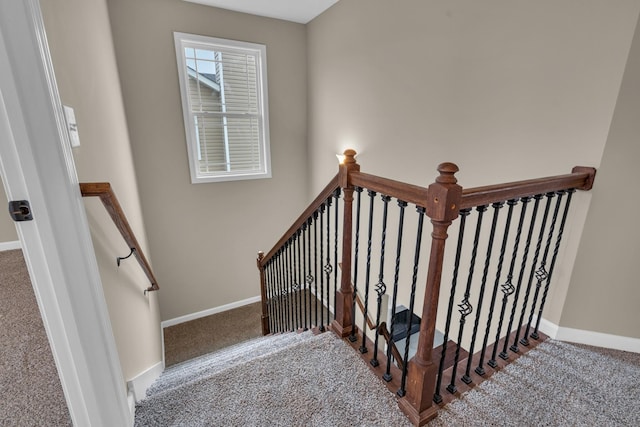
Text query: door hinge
8 200 33 221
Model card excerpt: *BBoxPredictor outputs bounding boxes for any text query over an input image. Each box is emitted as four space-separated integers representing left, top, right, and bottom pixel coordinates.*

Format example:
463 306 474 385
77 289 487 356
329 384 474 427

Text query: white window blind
174 33 271 183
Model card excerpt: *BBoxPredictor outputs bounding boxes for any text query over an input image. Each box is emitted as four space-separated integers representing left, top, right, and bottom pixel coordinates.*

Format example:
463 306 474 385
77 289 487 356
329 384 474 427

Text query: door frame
0 1 131 425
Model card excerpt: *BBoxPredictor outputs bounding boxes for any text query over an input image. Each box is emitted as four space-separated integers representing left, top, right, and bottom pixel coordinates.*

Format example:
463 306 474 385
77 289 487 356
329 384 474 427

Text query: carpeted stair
135 331 411 426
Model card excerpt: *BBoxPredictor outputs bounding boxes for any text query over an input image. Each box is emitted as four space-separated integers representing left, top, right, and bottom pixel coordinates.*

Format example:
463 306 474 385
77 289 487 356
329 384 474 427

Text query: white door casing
0 0 131 425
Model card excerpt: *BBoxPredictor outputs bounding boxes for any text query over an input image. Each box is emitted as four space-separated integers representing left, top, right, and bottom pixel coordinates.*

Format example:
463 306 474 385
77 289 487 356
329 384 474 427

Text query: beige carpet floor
0 249 71 426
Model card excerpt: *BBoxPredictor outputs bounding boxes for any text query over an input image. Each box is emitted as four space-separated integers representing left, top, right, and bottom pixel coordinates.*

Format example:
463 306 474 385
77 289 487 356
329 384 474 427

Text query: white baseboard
161 295 261 329
0 240 21 251
126 361 164 403
537 318 639 353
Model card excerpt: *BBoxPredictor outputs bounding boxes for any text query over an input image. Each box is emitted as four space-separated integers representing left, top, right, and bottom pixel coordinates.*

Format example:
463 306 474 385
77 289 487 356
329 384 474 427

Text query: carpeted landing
137 329 640 427
135 331 412 426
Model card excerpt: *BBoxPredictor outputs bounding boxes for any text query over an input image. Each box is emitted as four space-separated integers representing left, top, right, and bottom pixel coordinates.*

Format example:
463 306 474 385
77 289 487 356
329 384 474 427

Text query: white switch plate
63 105 80 148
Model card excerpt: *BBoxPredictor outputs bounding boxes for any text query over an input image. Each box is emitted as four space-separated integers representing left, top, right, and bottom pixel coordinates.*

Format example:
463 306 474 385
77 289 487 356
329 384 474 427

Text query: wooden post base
398 397 439 426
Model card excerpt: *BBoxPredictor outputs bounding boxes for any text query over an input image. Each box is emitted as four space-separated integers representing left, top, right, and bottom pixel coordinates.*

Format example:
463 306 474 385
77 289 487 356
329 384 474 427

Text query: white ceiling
183 0 339 24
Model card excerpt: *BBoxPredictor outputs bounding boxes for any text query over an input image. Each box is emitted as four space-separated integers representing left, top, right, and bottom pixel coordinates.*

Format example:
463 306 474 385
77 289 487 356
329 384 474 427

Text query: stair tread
147 331 317 398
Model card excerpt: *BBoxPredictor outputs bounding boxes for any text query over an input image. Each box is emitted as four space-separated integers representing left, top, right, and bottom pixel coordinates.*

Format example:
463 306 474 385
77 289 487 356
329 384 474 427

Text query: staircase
135 331 411 426
256 150 597 425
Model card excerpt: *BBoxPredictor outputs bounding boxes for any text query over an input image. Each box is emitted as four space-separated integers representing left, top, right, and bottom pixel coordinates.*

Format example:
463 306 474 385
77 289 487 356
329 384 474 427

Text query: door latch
8 200 33 222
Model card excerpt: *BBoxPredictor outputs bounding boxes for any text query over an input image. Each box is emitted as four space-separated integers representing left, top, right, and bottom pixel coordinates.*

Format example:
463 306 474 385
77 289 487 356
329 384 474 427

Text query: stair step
146 331 317 399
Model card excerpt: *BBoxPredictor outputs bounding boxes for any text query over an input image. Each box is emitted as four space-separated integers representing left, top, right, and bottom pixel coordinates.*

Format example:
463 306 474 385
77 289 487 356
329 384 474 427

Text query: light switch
63 105 80 148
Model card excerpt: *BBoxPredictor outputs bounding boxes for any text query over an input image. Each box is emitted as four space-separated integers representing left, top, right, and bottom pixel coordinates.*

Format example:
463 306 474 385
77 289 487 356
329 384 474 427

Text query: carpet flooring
428 339 640 426
136 331 412 426
140 324 640 426
0 249 71 426
163 302 263 366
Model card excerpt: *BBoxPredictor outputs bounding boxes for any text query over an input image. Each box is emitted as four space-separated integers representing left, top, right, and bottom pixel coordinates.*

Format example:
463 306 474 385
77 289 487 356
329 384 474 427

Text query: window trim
174 32 271 183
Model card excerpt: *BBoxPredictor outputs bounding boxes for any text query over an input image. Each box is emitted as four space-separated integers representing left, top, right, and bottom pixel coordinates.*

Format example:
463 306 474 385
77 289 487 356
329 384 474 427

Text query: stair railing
257 150 595 426
80 182 159 294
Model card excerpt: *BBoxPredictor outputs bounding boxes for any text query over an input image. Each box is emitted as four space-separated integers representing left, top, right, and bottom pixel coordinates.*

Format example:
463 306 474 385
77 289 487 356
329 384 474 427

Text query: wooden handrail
350 171 429 208
350 167 596 211
80 182 159 293
353 288 405 370
259 174 340 266
378 322 405 371
460 167 596 209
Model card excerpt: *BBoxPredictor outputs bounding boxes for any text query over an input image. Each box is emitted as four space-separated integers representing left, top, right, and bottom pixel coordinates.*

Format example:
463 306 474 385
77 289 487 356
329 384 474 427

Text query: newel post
400 163 461 426
331 149 360 337
257 251 270 335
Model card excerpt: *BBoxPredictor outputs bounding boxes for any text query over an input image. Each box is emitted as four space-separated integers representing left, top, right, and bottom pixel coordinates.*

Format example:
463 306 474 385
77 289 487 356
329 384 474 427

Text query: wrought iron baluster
455 205 486 386
360 190 377 354
296 229 303 330
305 219 313 331
514 193 554 348
494 198 529 362
319 203 326 331
479 200 515 372
433 208 470 403
324 197 332 329
285 241 292 331
504 194 542 356
333 188 341 321
285 238 295 331
313 211 319 329
524 191 564 342
531 189 574 339
276 249 284 333
349 187 363 343
371 195 391 367
398 207 425 398
302 223 309 331
290 236 298 331
384 199 407 382
467 202 503 378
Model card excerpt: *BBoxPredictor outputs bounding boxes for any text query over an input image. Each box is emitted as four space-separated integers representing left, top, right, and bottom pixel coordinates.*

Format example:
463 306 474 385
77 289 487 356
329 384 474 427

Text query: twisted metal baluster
524 191 564 342
398 207 425 398
319 203 326 331
324 196 332 328
531 189 574 339
491 199 527 364
459 205 487 386
349 187 363 343
305 219 313 331
301 225 308 331
467 202 503 378
313 211 319 328
504 194 543 355
284 241 292 331
383 199 407 382
360 190 377 354
296 230 303 330
514 193 554 348
333 188 341 321
288 239 296 331
433 208 470 403
371 195 391 367
276 249 283 333
478 200 515 373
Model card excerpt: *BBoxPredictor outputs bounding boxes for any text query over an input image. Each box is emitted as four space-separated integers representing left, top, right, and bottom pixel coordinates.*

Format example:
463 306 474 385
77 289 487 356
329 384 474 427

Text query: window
174 32 271 183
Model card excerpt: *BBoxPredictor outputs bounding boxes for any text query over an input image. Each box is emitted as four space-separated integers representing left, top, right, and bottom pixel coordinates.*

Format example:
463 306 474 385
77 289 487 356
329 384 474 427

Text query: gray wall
41 0 162 381
560 14 640 338
107 0 309 321
0 178 18 242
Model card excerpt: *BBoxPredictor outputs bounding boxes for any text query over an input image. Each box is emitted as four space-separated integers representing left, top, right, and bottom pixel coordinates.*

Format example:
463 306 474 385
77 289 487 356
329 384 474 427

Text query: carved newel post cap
257 251 264 261
436 162 459 184
342 149 357 164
